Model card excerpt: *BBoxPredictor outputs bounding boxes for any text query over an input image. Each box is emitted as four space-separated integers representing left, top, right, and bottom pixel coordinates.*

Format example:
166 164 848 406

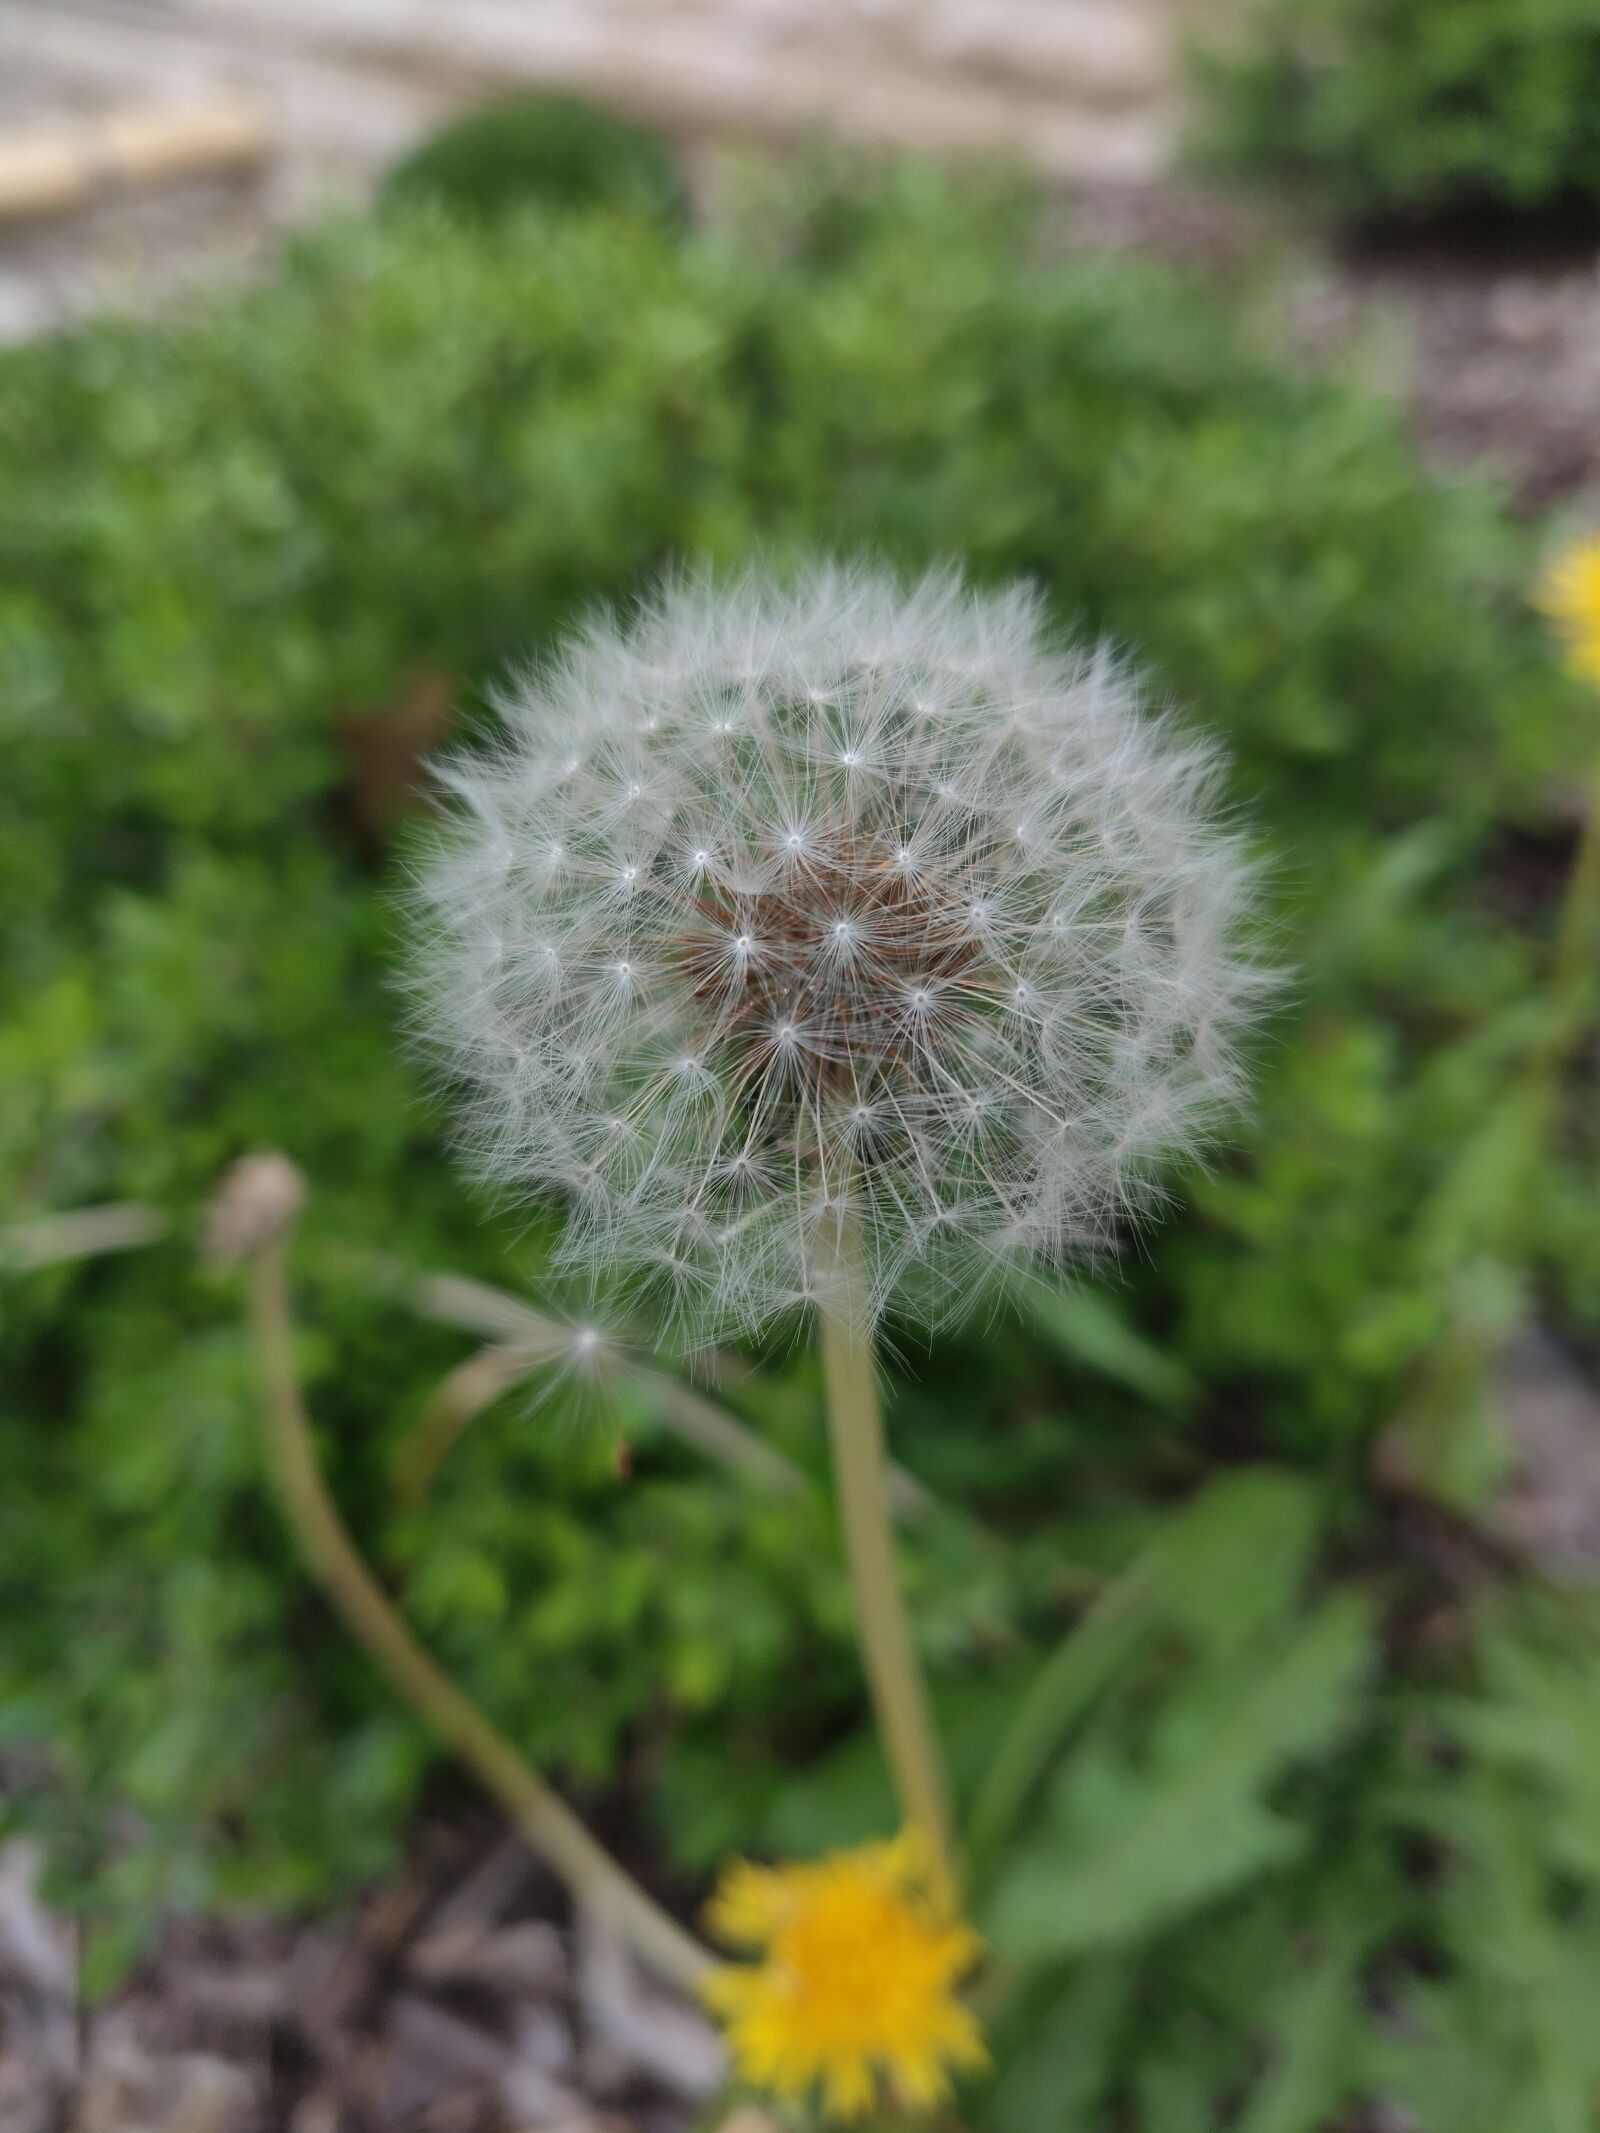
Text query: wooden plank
0 0 1174 188
0 135 95 221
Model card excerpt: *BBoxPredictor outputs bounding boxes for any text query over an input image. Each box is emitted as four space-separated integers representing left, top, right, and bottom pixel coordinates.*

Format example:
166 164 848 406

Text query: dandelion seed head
408 563 1267 1342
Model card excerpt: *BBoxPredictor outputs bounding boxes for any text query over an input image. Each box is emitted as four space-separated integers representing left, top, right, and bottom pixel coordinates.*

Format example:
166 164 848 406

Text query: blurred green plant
381 89 690 228
1189 0 1600 225
2 145 1599 2126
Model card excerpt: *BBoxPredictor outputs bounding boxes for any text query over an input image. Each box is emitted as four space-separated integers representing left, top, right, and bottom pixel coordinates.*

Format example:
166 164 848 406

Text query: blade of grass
964 1554 1159 1872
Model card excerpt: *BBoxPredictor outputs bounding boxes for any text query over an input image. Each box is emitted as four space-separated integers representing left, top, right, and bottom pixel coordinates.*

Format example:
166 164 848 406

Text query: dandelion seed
407 563 1266 1343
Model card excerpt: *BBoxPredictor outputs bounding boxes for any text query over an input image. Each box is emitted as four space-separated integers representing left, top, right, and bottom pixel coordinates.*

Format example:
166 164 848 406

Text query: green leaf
1144 1470 1323 1658
985 1591 1374 1958
1475 1783 1595 2133
1133 2057 1221 2133
967 1470 1322 1869
981 1960 1135 2133
1457 1620 1600 1886
1375 1768 1600 2133
964 1553 1160 1870
1029 1286 1196 1412
1234 1934 1359 2133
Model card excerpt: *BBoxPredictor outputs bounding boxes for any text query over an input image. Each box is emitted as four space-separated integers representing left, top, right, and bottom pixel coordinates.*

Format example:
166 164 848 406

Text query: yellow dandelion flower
1537 536 1600 686
702 1833 986 2123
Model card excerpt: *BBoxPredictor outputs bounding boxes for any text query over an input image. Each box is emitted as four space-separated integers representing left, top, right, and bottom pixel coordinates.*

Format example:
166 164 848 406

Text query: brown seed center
676 826 988 1140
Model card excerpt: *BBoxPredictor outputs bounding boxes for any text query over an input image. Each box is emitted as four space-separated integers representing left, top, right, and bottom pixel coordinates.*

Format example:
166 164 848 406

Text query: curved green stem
0 1201 167 1270
965 1554 1154 1874
818 1233 956 1908
392 1343 540 1509
242 1222 712 1993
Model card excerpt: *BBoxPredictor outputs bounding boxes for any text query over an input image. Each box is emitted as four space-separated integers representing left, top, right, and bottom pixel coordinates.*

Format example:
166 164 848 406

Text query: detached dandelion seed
408 562 1266 1345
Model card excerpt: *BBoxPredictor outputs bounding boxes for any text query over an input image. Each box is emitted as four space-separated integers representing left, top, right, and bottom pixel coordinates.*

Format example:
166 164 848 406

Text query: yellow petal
703 1833 987 2126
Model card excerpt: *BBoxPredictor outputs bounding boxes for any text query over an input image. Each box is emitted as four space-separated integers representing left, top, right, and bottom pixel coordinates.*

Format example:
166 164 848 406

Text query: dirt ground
1304 239 1600 517
1 1814 723 2133
1060 181 1600 518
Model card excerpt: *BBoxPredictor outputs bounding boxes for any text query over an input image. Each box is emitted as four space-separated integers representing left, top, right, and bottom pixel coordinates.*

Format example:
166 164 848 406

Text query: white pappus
406 563 1270 1345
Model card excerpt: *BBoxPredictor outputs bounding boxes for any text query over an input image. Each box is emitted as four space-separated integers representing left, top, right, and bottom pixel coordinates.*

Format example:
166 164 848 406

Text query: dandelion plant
410 562 1267 1910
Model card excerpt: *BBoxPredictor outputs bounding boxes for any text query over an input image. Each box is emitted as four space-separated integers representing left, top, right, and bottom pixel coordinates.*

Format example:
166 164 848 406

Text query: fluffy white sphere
408 564 1265 1343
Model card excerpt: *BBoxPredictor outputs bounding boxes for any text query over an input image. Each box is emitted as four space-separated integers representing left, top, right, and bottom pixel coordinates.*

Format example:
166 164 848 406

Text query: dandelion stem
241 1217 713 1993
0 1201 168 1270
819 1228 957 1908
391 1343 547 1509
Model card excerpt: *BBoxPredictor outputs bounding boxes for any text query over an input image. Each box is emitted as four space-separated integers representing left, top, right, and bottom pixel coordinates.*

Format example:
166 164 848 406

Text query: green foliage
975 1477 1375 2113
381 91 688 228
988 1583 1372 1959
2 155 1599 2120
1190 0 1600 223
964 1490 1600 2131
